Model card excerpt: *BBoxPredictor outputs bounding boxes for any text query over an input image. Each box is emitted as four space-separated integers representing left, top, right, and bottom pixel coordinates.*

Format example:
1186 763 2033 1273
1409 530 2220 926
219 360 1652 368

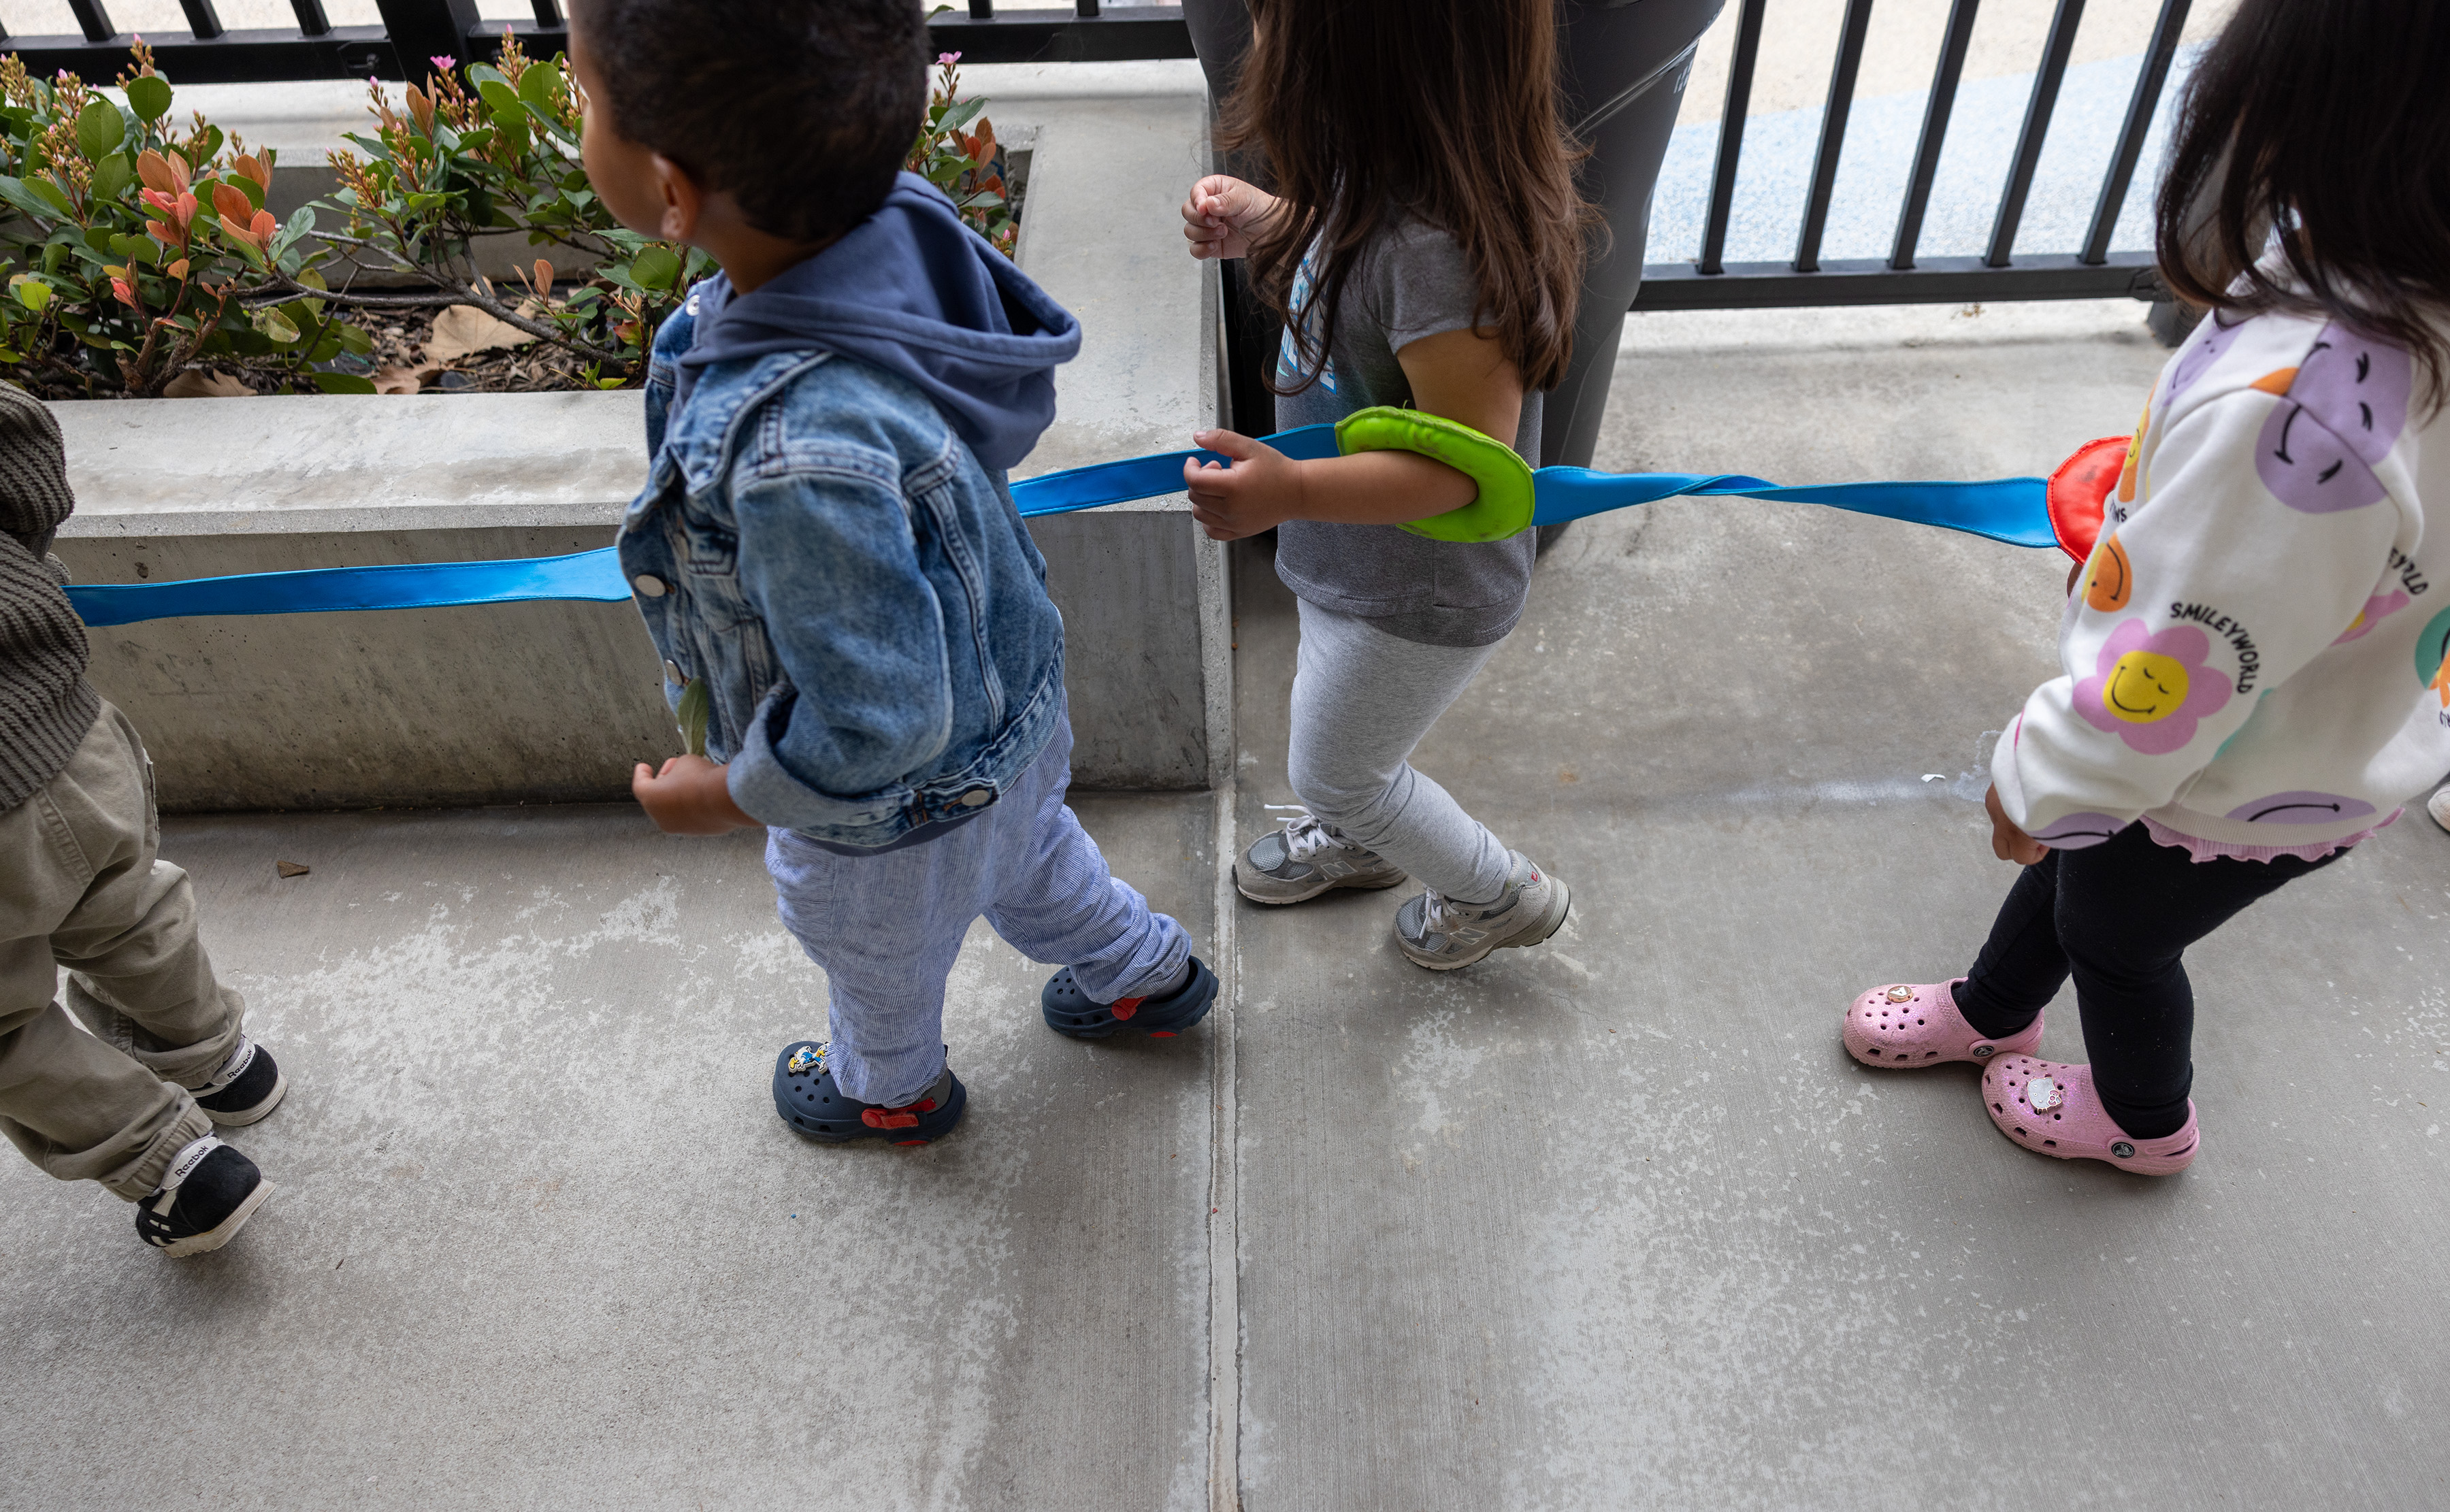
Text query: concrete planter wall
52 71 1227 810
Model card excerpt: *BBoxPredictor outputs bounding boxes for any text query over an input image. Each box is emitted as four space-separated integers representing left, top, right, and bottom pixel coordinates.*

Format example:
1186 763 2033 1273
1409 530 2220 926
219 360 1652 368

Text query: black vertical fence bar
1793 0 1876 274
1984 0 2085 267
1076 0 1100 15
374 0 484 75
66 0 115 44
968 0 992 18
528 0 564 27
1889 0 1980 269
1697 0 1767 277
178 0 226 40
289 0 331 37
2080 0 2189 265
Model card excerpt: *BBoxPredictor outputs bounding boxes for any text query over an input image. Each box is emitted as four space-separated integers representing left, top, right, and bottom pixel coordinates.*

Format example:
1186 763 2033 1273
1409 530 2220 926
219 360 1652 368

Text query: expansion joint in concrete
1205 780 1243 1511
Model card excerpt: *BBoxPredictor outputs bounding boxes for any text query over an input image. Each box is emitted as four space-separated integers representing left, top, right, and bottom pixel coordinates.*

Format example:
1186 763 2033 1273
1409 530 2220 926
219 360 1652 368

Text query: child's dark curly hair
578 0 927 246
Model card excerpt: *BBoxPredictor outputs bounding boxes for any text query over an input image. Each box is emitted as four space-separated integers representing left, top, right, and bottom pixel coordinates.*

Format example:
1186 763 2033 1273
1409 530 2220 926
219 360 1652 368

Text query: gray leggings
1286 598 1515 904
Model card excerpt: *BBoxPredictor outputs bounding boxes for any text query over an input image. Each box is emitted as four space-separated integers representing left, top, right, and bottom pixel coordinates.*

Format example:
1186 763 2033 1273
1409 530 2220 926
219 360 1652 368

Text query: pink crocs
1981 1056 2200 1174
1844 979 2043 1069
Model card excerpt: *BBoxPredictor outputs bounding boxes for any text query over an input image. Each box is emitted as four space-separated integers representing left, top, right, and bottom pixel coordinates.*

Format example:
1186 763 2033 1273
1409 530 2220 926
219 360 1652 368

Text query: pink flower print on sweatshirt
2333 589 2411 644
2074 620 2232 755
2254 328 2413 514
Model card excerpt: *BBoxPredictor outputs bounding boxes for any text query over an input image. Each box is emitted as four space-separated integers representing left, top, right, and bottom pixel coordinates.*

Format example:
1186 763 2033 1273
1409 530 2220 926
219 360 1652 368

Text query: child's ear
649 152 704 243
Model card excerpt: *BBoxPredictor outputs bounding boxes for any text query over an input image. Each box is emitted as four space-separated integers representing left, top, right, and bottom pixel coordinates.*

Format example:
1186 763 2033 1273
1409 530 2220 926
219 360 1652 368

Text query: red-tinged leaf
210 182 251 222
218 210 263 252
137 148 175 195
144 219 177 244
249 208 275 239
233 152 271 190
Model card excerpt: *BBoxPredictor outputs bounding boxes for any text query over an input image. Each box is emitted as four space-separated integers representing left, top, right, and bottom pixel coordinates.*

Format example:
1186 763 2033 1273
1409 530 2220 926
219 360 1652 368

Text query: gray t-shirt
1271 218 1541 648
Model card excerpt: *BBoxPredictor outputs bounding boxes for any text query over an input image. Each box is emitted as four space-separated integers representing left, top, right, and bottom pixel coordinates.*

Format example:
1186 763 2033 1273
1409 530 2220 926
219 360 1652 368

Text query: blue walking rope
62 422 2055 629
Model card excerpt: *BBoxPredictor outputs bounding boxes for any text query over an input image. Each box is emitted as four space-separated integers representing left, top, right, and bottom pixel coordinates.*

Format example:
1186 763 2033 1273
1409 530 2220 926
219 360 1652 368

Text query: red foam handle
2046 435 2129 563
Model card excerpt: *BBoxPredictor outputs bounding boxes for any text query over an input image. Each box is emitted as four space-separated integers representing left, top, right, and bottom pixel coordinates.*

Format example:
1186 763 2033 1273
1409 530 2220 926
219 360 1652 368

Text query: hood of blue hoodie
672 173 1081 473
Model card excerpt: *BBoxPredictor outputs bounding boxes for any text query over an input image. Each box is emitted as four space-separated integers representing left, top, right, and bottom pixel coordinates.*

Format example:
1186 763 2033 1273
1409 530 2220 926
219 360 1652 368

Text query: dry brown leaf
163 369 257 399
275 860 310 878
373 365 433 395
425 304 538 365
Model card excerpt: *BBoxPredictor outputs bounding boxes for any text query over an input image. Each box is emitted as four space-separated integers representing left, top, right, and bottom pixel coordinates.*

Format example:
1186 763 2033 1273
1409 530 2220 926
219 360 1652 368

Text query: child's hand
632 755 760 835
1183 427 1307 540
1984 784 2047 865
1180 174 1277 262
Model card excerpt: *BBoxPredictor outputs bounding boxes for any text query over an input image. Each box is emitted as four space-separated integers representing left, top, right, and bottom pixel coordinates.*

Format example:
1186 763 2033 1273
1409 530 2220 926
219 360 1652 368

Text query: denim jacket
619 296 1068 851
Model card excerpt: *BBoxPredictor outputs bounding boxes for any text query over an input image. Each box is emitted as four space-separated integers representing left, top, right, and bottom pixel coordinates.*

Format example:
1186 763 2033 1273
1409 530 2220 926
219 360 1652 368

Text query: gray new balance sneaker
1235 808 1407 904
1395 851 1571 970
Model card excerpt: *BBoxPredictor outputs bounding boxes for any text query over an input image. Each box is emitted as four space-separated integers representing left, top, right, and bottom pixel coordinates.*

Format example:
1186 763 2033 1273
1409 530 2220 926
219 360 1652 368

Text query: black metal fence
1637 0 2192 311
5 0 2188 310
0 1 1194 85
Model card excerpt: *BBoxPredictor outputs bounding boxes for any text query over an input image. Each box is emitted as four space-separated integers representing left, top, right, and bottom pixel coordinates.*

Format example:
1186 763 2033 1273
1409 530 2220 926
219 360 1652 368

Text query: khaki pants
0 702 243 1198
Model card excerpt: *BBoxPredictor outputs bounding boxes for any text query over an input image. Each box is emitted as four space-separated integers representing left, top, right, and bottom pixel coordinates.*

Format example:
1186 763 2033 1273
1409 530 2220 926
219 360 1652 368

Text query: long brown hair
1220 0 1589 397
2155 0 2450 409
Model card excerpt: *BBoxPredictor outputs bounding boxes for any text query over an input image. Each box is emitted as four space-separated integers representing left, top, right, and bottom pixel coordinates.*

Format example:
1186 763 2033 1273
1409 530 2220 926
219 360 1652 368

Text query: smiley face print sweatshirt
1992 306 2449 857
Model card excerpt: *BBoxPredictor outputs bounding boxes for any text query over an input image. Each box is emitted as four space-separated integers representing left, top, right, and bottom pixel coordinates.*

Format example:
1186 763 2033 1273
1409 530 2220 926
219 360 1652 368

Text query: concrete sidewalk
6 303 2449 1510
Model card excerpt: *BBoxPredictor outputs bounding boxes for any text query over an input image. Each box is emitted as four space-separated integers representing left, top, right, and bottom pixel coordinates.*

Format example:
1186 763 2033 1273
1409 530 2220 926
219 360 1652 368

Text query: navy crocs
772 1042 967 1145
1041 956 1218 1040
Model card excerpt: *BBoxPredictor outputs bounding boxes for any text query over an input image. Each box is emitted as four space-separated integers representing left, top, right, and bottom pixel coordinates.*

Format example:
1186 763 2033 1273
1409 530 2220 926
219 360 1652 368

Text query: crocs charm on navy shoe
1041 956 1218 1040
772 1042 968 1145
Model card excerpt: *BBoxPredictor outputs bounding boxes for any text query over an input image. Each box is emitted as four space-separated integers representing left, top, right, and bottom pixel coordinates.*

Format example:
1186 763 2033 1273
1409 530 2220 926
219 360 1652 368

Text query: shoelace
1418 887 1469 936
1264 804 1348 864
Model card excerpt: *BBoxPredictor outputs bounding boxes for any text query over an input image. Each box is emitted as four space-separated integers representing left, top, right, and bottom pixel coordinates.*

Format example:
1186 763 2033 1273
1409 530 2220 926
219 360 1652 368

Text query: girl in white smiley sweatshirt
1997 307 2447 859
1839 0 2450 1179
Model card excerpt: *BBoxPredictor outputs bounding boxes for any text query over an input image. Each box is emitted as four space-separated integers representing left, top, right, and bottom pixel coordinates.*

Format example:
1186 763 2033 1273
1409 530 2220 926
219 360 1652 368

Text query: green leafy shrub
314 33 713 387
0 35 1022 397
909 52 1017 260
0 45 369 397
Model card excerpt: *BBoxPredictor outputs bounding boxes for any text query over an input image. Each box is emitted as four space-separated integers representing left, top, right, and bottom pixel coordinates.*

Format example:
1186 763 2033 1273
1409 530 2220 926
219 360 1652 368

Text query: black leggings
1954 821 2346 1140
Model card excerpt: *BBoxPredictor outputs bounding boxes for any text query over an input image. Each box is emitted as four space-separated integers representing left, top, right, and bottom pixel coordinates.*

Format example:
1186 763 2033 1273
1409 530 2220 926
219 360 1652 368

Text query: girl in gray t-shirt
1173 0 1588 970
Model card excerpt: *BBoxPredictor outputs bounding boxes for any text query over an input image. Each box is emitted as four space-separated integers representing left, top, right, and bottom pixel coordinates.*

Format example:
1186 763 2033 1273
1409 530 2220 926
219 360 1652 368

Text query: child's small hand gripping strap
1334 405 1537 544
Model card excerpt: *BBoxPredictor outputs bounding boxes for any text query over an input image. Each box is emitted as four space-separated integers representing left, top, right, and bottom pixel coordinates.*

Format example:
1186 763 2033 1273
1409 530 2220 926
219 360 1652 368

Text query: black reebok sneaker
136 1137 274 1258
191 1037 287 1127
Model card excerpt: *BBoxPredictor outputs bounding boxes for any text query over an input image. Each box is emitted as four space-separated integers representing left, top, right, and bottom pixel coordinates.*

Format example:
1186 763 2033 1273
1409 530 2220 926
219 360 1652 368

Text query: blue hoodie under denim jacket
619 174 1082 853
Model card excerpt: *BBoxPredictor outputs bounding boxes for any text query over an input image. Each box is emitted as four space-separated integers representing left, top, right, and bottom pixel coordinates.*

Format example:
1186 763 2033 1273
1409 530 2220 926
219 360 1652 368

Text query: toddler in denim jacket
576 0 1218 1143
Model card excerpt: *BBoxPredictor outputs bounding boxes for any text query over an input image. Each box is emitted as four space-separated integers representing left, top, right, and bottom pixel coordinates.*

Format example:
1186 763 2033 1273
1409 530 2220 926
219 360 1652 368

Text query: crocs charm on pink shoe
1981 1056 2200 1174
1842 979 2044 1068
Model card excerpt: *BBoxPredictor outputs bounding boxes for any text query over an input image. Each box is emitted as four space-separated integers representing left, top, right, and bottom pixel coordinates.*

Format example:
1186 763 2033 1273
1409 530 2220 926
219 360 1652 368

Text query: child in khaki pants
0 385 284 1255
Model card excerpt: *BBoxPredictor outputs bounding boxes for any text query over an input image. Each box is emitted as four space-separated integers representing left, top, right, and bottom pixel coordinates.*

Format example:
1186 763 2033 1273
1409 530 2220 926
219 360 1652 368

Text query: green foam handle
1333 405 1536 543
